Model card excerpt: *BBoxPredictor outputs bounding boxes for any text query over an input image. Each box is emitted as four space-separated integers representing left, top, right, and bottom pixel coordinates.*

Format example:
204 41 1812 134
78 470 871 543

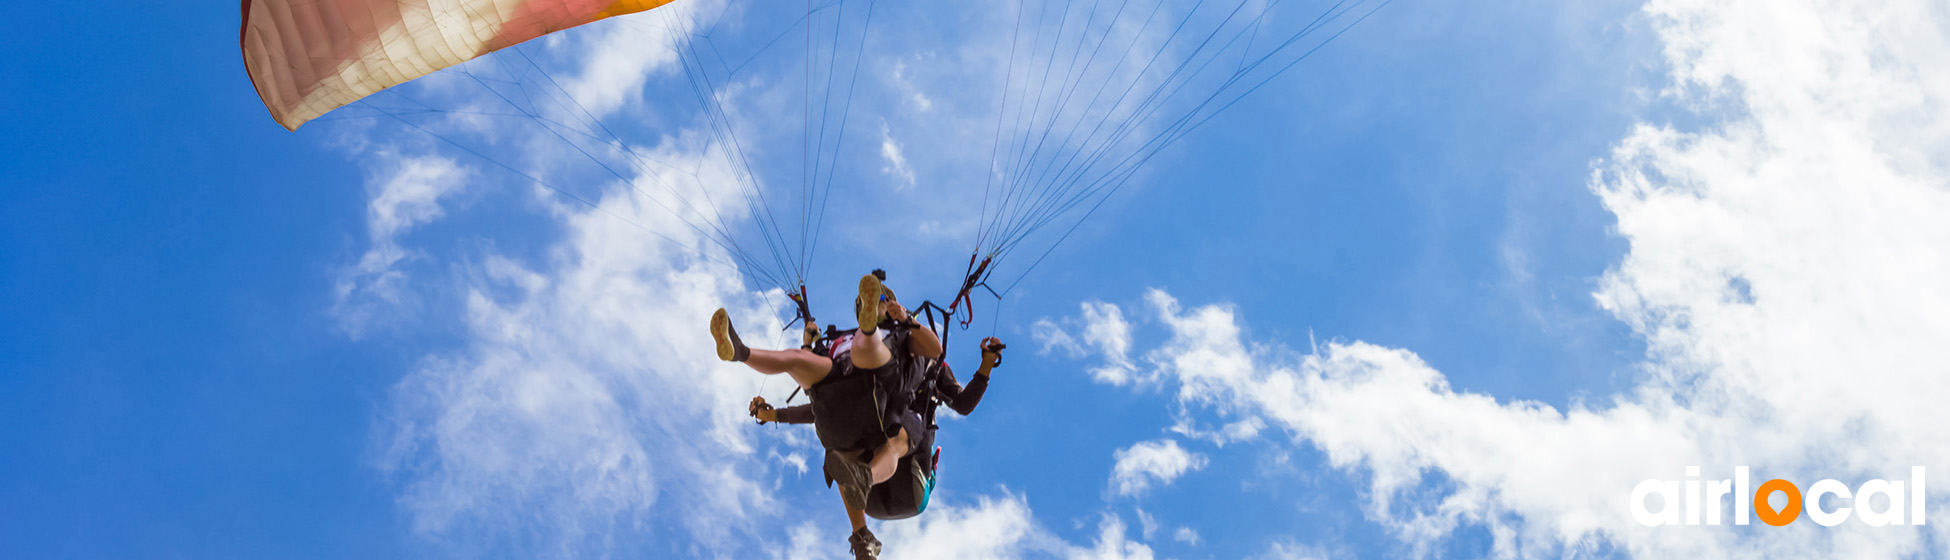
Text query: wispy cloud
1068 514 1157 560
880 120 917 190
333 152 470 336
889 56 935 112
1109 438 1206 498
558 0 723 122
1036 301 1139 385
1136 507 1200 548
1256 539 1338 560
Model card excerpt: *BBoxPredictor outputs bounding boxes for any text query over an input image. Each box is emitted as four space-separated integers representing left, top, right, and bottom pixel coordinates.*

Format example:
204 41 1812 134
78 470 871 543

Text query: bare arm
885 301 942 359
907 324 943 360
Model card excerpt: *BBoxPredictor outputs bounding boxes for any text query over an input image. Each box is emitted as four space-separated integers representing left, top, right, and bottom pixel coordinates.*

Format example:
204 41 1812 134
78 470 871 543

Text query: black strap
921 359 941 430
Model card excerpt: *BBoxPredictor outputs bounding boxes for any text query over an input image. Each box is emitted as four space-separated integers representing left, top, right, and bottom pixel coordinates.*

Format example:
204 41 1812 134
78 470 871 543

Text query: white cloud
1036 301 1139 385
779 521 832 559
333 152 470 336
1257 539 1335 560
559 0 723 122
889 56 935 112
1043 0 1950 556
769 450 809 475
1170 413 1265 447
881 120 917 190
1109 439 1207 497
873 494 1153 560
372 132 795 555
1135 507 1159 540
1070 514 1156 560
877 495 1045 560
1135 506 1200 547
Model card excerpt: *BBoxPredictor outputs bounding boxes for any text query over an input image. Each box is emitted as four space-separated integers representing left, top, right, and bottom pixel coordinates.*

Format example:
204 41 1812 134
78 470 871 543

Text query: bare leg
868 428 909 485
741 348 831 390
842 491 868 531
850 330 893 371
841 496 880 558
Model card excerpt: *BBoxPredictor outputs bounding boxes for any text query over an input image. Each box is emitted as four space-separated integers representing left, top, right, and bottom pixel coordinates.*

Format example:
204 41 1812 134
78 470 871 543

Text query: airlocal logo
1633 466 1926 527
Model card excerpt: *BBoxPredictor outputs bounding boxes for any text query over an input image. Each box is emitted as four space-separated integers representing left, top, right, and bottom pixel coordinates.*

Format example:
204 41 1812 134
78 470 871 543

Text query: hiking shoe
825 449 872 511
848 527 882 560
710 308 749 362
856 273 885 335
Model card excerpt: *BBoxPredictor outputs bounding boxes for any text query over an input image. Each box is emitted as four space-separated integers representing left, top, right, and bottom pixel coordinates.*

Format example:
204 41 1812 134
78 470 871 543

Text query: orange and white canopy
241 0 678 130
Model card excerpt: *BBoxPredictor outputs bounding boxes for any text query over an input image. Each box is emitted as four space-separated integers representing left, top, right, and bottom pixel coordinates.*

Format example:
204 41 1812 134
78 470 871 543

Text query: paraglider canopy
240 0 678 130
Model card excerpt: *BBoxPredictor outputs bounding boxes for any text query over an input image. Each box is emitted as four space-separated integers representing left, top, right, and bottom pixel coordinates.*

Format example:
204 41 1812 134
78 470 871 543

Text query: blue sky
7 0 1950 558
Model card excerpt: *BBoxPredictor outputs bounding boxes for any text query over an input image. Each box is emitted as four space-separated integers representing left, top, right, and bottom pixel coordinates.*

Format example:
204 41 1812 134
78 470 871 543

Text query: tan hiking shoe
855 273 885 335
848 526 881 560
710 308 748 362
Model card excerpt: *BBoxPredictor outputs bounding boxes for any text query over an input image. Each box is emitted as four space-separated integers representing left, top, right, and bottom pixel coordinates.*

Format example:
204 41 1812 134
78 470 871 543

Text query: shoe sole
856 274 883 334
711 308 735 361
826 449 872 511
